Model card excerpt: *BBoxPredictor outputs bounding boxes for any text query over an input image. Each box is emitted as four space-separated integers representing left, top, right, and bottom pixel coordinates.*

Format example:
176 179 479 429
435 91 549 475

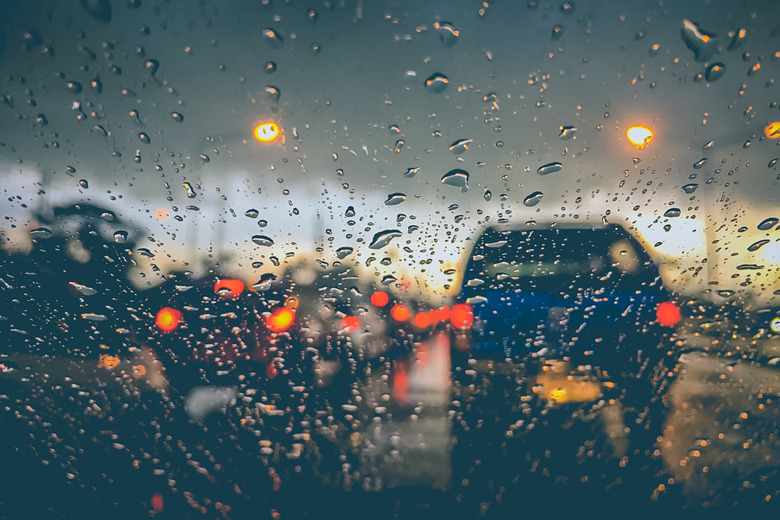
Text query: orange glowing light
450 303 474 329
656 301 682 327
254 121 280 142
414 312 431 329
266 307 295 332
132 364 147 377
341 315 360 332
390 304 410 322
627 126 654 147
214 278 245 298
765 122 780 139
155 307 182 332
370 291 390 307
98 354 120 369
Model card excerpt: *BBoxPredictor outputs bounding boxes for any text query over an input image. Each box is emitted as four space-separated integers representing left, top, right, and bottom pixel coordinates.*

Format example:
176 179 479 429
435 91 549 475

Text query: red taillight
656 301 681 327
214 278 245 298
450 303 474 329
266 307 295 332
155 307 182 332
414 312 430 329
341 315 361 332
371 291 389 307
390 304 410 322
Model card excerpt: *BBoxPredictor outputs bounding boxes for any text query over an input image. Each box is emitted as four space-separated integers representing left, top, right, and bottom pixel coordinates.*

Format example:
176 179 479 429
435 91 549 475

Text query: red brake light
450 303 474 329
342 315 360 332
266 307 295 332
656 301 681 327
155 307 182 332
414 312 430 329
390 304 410 322
371 291 389 307
214 278 245 298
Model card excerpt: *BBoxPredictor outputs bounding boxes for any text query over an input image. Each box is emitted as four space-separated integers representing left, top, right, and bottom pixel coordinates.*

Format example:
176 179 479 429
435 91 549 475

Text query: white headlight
770 317 780 333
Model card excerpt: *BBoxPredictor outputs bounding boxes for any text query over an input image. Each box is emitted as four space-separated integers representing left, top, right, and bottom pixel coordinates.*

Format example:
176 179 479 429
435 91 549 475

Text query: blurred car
454 222 681 385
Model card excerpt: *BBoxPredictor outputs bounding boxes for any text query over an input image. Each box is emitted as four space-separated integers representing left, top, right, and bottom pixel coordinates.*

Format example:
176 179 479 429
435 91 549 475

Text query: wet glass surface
1 0 780 518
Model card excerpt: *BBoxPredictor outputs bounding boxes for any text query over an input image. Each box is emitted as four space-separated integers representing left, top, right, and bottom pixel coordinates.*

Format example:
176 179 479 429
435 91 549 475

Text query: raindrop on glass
183 182 197 198
682 183 699 194
424 73 449 93
385 193 407 205
404 167 419 178
369 229 403 249
336 246 354 259
441 169 469 192
693 158 708 169
523 191 543 206
537 162 562 175
757 217 778 231
245 209 259 218
263 28 284 49
449 138 473 154
664 207 681 218
252 235 274 247
113 230 128 243
705 63 726 81
435 21 459 47
558 126 577 139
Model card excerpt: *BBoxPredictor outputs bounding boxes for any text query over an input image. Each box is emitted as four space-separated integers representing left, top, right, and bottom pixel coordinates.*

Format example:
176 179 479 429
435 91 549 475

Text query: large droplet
424 73 449 93
385 193 407 205
336 246 354 259
435 21 459 47
252 235 274 247
747 239 770 252
693 158 708 169
441 169 469 192
558 126 577 140
138 132 151 144
245 209 259 218
171 111 184 123
265 85 281 104
183 182 197 198
404 167 420 178
252 273 277 290
113 230 128 243
681 19 717 62
69 282 97 296
263 28 284 49
664 207 682 218
537 162 562 175
757 217 778 230
484 189 492 201
30 227 52 238
682 183 699 194
369 229 402 249
79 179 89 189
728 27 747 50
449 138 472 154
523 191 543 206
345 206 356 217
705 62 726 81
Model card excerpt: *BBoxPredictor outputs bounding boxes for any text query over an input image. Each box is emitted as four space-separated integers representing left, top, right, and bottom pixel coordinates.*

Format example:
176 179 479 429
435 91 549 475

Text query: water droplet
523 191 544 206
90 77 102 93
551 24 564 40
30 227 52 238
424 73 449 93
252 235 274 247
705 62 726 81
716 290 735 298
681 19 717 62
693 158 708 169
558 126 577 139
100 211 115 222
139 132 151 144
81 313 108 321
369 229 402 249
336 246 354 259
171 111 184 123
404 167 419 178
729 27 747 50
69 282 97 296
664 207 682 218
66 81 82 94
385 193 407 205
258 220 267 227
449 138 473 154
736 264 764 270
253 273 277 290
263 28 284 49
394 140 405 153
113 230 128 243
441 169 469 192
435 21 459 47
483 189 492 201
79 179 89 189
245 209 259 218
264 61 277 73
769 158 778 168
345 206 356 217
145 59 159 77
265 85 280 103
306 8 319 23
682 183 699 194
747 239 770 252
537 162 562 175
183 182 197 198
757 217 778 230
